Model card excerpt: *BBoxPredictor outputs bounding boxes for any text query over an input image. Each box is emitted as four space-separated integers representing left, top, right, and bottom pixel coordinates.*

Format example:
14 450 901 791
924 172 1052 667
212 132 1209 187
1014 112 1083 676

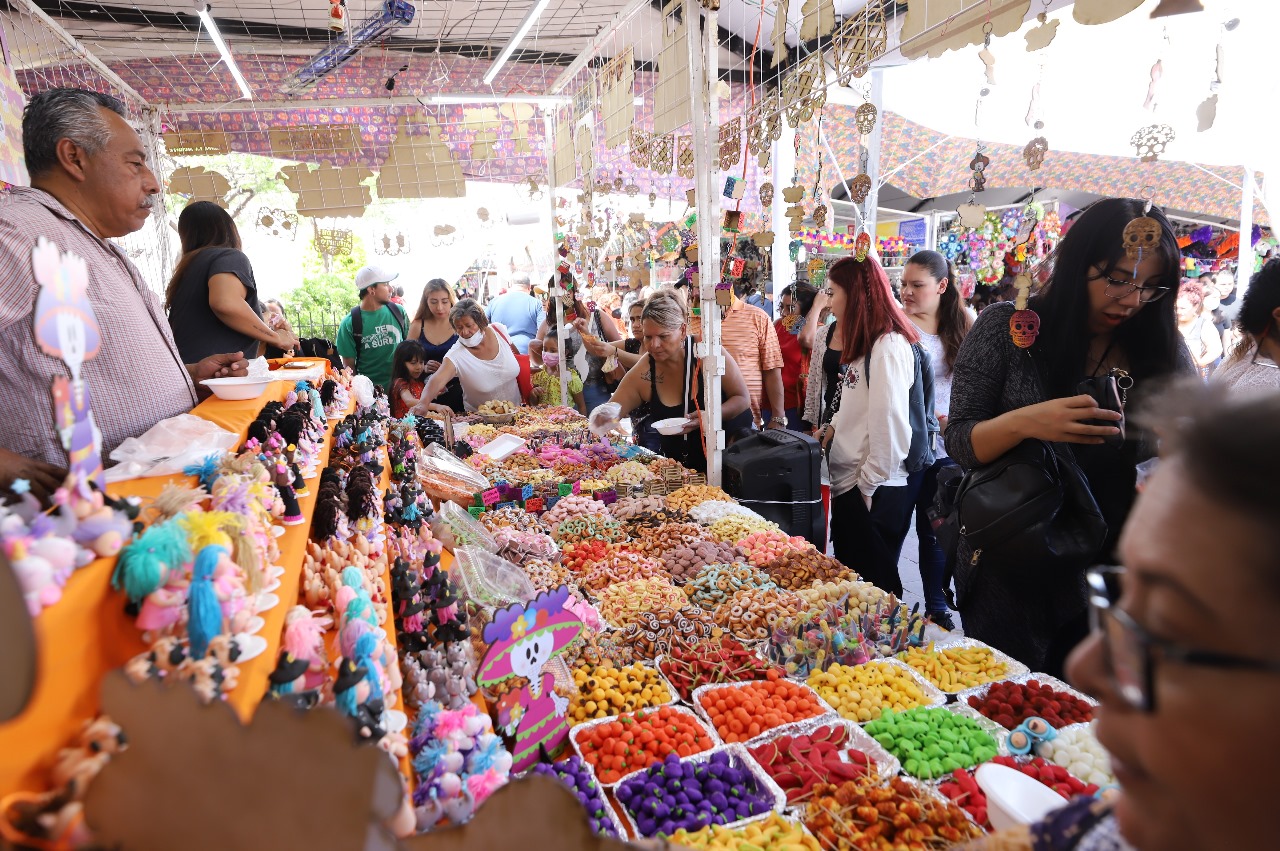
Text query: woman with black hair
1214 259 1280 394
165 201 299 363
772 283 818 431
897 250 974 630
945 197 1195 674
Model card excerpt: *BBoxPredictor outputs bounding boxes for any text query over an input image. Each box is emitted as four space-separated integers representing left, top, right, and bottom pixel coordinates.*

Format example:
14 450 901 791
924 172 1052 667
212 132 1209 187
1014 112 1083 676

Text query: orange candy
699 679 828 743
575 705 715 784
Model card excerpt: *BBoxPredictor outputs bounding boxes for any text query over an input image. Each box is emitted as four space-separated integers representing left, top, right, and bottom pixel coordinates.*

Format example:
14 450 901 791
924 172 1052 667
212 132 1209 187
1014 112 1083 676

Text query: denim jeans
895 457 958 613
581 380 612 413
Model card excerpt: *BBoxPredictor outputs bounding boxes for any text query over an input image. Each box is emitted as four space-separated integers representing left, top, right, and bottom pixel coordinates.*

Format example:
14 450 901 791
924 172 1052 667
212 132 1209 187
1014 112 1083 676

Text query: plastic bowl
200 376 272 401
651 417 693 436
975 762 1068 831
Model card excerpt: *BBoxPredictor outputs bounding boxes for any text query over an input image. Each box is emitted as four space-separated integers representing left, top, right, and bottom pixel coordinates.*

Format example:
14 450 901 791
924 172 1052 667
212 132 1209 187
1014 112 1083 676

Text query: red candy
939 757 1100 831
748 724 878 804
967 679 1094 730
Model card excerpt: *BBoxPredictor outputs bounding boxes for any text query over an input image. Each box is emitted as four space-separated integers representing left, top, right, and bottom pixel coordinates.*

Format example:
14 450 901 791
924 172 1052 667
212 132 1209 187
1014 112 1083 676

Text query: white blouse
444 323 522 411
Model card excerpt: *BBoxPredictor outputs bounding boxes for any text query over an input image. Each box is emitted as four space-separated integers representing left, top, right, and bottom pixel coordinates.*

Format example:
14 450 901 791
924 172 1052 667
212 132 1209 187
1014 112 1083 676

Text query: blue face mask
825 313 837 326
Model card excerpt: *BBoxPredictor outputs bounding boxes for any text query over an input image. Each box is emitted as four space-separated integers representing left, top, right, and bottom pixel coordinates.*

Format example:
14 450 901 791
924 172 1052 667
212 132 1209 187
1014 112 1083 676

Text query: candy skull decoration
1023 136 1049 171
1122 215 1162 261
854 102 878 135
1010 308 1040 348
854 232 871 262
850 174 872 204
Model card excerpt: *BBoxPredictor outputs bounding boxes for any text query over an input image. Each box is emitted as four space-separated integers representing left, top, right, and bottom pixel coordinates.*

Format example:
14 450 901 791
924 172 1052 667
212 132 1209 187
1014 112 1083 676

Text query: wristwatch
768 417 786 429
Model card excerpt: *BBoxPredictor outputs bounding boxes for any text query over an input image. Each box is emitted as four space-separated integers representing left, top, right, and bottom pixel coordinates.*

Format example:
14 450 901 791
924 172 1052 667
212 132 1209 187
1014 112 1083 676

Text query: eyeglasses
1091 274 1171 304
821 287 833 297
1087 565 1280 712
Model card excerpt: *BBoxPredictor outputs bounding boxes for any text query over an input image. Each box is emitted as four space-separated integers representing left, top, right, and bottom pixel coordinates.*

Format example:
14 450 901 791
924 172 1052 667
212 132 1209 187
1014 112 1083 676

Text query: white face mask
460 329 485 348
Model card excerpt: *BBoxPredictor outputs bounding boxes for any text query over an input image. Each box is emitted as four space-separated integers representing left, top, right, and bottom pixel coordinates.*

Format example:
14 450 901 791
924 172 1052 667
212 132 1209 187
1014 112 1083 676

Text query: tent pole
864 69 885 240
540 106 569 409
772 123 797 291
1237 165 1256 299
685 0 723 486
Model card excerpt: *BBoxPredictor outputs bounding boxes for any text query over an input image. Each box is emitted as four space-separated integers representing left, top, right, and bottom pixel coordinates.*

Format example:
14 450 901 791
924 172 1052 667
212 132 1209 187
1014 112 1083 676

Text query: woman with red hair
823 255 922 595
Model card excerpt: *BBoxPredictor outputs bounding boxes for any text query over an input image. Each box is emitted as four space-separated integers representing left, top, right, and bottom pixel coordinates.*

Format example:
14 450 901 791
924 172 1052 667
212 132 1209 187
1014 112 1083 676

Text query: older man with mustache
0 88 247 500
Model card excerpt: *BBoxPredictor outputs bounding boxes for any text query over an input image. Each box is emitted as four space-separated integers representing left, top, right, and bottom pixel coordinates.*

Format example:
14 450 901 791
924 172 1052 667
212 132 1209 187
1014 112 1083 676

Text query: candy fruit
748 724 878 804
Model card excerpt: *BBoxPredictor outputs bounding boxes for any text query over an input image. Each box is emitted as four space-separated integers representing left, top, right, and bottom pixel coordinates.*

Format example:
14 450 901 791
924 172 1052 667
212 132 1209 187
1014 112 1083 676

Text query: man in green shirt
335 265 409 390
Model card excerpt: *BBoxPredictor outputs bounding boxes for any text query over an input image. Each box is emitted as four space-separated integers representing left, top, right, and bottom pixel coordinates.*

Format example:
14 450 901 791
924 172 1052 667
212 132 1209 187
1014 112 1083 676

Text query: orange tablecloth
0 361 339 795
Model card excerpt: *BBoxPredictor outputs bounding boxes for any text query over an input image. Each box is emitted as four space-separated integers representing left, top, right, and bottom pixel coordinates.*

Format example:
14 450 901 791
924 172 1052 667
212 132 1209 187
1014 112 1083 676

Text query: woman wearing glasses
801 283 844 435
965 388 1280 851
946 198 1195 675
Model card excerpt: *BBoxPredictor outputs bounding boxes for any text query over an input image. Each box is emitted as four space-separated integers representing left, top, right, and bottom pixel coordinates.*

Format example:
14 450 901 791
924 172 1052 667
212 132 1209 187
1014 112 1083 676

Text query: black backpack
348 303 408 372
863 342 939 474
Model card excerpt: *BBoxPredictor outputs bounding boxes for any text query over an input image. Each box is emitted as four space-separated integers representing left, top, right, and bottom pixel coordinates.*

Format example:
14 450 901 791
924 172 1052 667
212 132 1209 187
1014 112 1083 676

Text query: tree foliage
280 230 369 315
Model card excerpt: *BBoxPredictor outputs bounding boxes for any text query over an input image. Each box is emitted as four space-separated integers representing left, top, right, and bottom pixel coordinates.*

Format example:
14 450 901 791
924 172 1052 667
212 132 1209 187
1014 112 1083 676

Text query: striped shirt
0 187 197 468
719 300 783 419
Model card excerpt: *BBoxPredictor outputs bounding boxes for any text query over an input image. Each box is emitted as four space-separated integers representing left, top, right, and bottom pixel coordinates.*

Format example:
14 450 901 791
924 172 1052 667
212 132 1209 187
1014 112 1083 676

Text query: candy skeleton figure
477 587 582 772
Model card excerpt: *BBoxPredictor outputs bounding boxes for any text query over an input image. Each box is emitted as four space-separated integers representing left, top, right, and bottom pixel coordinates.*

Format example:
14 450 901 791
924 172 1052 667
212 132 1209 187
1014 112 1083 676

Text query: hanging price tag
482 487 501 507
525 497 545 513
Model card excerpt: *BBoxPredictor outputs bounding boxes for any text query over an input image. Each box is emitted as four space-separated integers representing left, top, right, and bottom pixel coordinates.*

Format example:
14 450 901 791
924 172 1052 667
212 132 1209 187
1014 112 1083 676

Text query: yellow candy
807 661 928 723
897 642 1009 692
667 813 821 850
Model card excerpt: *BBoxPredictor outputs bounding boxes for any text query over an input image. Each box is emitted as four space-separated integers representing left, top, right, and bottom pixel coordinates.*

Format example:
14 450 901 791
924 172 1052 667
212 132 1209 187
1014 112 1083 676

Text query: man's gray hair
23 88 128 177
449 298 488 330
511 274 531 289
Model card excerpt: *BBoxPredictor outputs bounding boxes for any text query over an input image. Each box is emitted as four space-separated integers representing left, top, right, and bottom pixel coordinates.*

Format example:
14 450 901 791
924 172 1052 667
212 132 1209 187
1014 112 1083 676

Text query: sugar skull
854 232 871 262
1010 308 1040 349
850 173 872 204
1130 123 1176 162
1023 136 1049 171
854 102 878 135
1122 215 1162 261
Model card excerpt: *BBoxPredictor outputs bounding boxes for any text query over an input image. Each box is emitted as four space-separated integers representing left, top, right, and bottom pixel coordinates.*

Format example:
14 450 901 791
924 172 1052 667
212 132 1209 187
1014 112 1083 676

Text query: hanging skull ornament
1130 124 1176 162
1010 308 1041 349
812 204 828 228
850 173 872 204
1122 215 1162 262
759 182 774 206
1023 136 1049 171
854 232 871 262
854 102 878 135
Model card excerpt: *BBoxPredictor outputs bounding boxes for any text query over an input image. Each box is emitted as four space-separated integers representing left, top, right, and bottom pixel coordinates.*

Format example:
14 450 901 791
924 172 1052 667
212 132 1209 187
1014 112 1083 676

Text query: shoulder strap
349 306 363 371
390 302 409 337
825 322 836 347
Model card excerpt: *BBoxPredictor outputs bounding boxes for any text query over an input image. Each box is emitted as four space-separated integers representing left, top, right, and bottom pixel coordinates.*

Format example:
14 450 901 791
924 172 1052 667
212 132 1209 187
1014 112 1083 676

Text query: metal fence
286 308 346 344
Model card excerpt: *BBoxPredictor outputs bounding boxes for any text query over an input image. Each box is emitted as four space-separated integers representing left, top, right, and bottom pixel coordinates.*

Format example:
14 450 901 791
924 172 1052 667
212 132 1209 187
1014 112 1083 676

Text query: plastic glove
588 402 622 437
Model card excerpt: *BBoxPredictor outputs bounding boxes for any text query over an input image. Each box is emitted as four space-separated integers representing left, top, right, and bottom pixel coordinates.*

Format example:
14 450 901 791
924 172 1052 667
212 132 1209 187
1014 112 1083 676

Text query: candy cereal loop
665 485 732 512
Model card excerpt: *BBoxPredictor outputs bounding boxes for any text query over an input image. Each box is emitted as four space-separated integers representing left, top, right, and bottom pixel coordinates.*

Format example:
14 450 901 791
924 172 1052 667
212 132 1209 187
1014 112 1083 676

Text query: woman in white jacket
823 255 920 596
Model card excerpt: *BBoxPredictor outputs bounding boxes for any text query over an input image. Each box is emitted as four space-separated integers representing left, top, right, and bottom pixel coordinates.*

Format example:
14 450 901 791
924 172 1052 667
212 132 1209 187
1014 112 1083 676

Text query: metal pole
542 106 570 409
1237 164 1255 299
684 0 723 486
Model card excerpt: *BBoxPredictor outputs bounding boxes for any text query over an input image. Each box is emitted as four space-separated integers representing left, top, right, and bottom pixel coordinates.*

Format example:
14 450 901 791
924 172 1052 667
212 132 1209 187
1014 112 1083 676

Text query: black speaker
723 429 825 547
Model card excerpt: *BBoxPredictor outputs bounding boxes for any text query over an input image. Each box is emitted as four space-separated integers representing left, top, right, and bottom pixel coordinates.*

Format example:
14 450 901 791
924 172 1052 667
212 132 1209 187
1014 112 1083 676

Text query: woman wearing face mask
597 291 752 473
410 298 521 414
946 198 1195 674
772 284 818 431
896 250 974 630
408 278 465 413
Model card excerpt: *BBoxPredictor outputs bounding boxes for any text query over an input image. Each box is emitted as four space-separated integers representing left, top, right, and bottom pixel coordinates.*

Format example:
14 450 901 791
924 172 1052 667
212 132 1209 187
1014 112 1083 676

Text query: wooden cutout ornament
1151 0 1205 16
957 202 988 228
1023 136 1049 171
33 237 103 488
850 173 872 204
801 0 836 41
255 207 297 239
1130 124 1175 162
854 103 878 135
1143 60 1163 112
752 231 776 248
676 135 695 179
812 203 828 229
376 117 464 200
167 166 232 205
1025 13 1059 51
770 0 791 68
759 182 774 206
901 0 1032 60
278 162 374 218
746 101 782 156
970 152 991 191
833 5 890 81
1074 0 1143 25
1122 207 1163 271
718 118 742 170
1197 94 1218 132
723 176 746 200
651 134 674 175
313 227 353 258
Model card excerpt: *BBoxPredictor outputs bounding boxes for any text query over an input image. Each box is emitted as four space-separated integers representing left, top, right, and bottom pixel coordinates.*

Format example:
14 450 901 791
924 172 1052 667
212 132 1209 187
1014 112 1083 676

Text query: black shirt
168 247 261 363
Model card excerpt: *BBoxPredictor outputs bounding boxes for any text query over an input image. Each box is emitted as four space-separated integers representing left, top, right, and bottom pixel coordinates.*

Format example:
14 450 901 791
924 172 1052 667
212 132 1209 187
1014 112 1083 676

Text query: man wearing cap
335 265 409 391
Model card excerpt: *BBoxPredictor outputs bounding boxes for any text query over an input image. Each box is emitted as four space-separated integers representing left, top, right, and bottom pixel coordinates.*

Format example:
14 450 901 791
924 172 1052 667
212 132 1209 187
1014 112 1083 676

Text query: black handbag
1076 368 1132 450
950 439 1107 575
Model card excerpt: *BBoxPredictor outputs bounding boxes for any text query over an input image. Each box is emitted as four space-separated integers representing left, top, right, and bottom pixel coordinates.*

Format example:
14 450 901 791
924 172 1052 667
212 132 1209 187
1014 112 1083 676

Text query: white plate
267 565 285 580
243 615 265 634
384 709 408 734
199 376 272 401
254 593 280 613
263 578 282 593
232 633 269 662
652 417 693 435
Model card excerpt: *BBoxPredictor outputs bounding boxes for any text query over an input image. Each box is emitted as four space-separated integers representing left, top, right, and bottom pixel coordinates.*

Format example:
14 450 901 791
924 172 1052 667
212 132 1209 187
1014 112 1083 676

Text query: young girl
390 341 427 419
530 324 586 414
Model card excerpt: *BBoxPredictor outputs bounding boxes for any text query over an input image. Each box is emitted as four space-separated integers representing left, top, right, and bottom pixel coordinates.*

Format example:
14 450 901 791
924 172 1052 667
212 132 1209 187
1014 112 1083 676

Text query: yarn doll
186 544 228 660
